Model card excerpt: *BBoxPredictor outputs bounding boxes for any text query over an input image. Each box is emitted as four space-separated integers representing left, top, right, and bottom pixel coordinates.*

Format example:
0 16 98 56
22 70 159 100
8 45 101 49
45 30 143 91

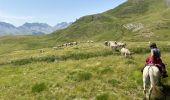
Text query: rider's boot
162 69 168 78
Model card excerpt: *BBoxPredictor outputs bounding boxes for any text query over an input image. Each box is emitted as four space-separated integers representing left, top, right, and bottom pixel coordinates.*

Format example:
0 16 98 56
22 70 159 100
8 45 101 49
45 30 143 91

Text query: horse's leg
120 51 123 56
149 85 153 100
143 83 147 100
143 75 147 100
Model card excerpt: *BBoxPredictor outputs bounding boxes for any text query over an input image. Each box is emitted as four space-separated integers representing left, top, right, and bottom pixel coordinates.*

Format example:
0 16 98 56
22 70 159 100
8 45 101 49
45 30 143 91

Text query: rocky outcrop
123 23 144 32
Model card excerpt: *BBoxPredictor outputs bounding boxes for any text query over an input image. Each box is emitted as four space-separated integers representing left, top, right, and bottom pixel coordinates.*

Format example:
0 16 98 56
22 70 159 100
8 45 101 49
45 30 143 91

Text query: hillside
1 0 170 50
49 0 170 42
1 0 170 59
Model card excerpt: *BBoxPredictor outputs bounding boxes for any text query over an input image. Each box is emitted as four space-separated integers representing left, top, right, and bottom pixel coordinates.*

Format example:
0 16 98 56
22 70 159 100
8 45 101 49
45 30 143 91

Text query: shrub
96 93 109 100
37 55 56 62
32 82 46 93
108 79 120 87
68 70 92 82
124 59 136 65
11 58 32 65
161 46 170 52
10 55 61 65
131 47 150 54
62 50 113 60
97 67 113 74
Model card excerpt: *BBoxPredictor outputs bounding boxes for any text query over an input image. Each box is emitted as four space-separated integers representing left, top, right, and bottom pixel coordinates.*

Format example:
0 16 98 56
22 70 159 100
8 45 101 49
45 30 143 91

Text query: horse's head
104 41 108 46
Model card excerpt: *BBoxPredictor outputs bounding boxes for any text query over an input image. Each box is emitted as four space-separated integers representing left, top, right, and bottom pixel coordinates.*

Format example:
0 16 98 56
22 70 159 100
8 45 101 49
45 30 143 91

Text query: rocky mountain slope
0 22 72 35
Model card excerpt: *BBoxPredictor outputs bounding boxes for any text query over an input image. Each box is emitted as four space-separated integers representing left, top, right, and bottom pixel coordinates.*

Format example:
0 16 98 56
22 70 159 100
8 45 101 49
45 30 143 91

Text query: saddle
141 64 168 78
145 64 163 73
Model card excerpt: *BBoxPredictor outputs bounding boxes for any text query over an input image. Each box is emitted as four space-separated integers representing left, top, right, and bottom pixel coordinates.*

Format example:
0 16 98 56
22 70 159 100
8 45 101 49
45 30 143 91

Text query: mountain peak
54 22 72 30
0 21 16 28
22 22 51 28
0 21 72 35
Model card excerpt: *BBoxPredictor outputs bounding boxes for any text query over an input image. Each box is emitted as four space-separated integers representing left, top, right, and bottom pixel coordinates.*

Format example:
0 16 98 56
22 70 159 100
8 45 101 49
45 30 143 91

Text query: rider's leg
161 63 168 78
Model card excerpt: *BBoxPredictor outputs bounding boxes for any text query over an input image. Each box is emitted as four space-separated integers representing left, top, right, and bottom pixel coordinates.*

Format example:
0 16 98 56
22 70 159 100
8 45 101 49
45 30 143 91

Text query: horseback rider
141 43 168 78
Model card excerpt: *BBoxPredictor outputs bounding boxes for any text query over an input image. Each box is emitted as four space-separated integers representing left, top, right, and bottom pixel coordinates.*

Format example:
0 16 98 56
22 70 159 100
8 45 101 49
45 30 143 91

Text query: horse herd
50 40 132 57
104 41 132 57
52 41 78 49
52 41 94 50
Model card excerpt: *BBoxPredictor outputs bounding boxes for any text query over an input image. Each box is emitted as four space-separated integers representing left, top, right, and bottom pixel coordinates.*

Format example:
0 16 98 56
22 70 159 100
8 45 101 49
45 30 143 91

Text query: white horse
120 47 131 57
143 65 161 100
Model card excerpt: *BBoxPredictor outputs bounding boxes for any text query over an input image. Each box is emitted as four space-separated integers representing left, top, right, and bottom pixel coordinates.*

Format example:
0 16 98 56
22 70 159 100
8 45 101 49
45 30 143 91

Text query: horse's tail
149 66 160 96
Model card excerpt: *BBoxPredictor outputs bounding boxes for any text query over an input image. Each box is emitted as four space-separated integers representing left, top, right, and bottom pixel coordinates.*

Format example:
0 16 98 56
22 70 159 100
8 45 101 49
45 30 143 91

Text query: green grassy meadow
0 41 170 100
0 0 170 99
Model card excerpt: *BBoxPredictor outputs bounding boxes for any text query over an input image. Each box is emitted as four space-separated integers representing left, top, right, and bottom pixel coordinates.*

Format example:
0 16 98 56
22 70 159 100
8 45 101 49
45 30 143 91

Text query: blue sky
0 0 126 26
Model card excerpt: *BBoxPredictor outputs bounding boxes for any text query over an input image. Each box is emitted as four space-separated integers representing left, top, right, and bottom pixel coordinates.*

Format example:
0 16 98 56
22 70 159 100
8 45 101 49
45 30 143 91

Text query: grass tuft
62 50 113 60
68 70 92 82
11 58 32 65
108 79 120 87
97 67 113 74
96 93 109 100
124 59 136 65
32 82 47 93
131 47 150 54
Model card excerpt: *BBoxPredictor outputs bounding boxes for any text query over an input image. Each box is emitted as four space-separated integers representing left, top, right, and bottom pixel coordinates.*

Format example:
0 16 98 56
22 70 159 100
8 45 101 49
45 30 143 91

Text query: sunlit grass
0 42 169 99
